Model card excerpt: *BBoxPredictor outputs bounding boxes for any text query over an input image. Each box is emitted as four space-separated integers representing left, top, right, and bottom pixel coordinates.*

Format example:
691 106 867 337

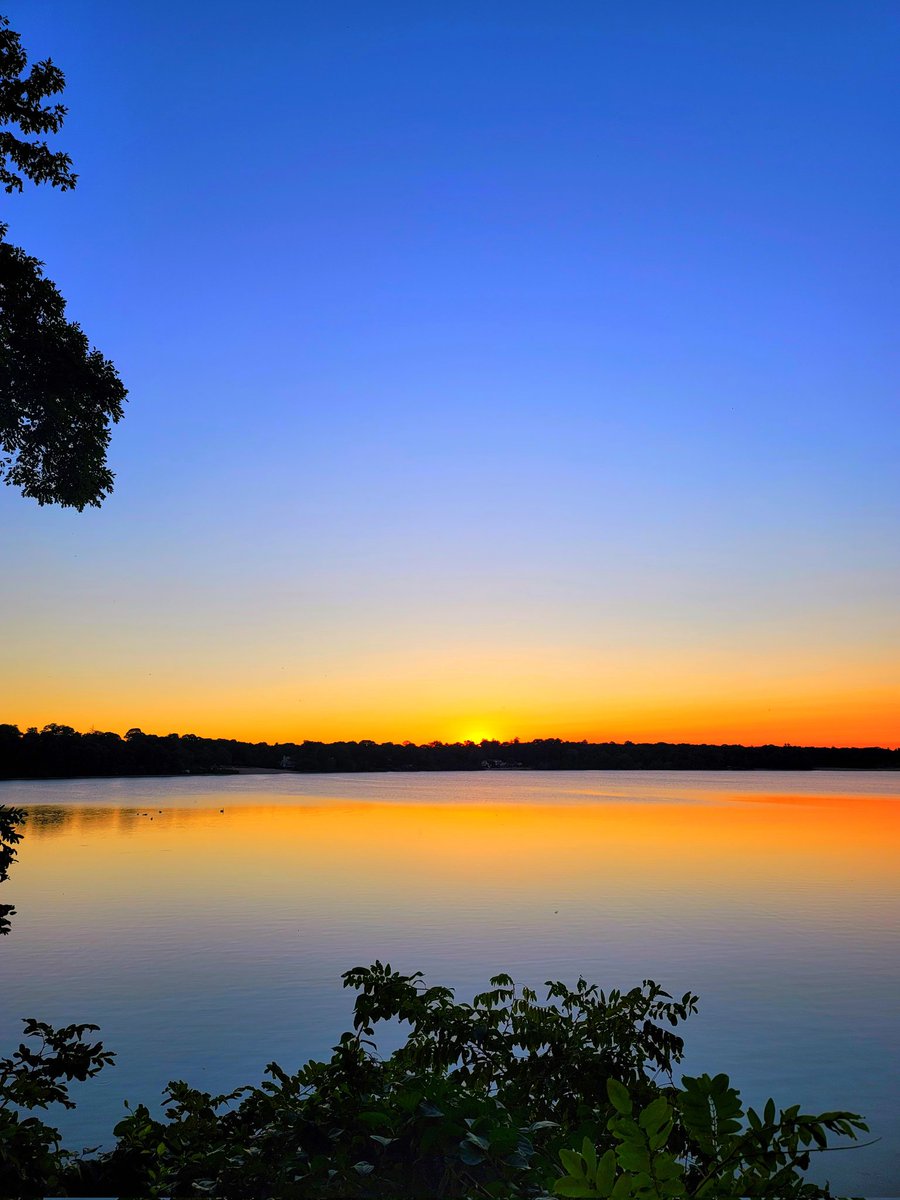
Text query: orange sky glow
6 649 898 748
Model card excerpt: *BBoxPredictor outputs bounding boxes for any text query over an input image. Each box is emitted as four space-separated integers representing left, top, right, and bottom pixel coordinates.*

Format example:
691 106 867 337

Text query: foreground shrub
0 1019 113 1197
0 959 870 1198
553 1075 867 1199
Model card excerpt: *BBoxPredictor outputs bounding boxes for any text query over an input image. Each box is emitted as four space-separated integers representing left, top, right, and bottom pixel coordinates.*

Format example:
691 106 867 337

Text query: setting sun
455 725 499 745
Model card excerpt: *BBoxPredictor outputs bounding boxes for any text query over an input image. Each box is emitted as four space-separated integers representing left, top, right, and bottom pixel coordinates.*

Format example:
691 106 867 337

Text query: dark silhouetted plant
0 1019 114 1197
0 801 24 933
0 13 126 509
65 963 866 1199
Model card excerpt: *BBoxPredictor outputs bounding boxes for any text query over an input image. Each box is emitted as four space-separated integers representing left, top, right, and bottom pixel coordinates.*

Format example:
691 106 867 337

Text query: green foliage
677 1073 742 1159
679 1072 868 1199
552 1077 868 1200
553 1081 686 1198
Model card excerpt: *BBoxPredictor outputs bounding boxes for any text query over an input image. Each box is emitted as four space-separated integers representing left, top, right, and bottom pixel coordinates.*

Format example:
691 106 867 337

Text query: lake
1 770 898 1195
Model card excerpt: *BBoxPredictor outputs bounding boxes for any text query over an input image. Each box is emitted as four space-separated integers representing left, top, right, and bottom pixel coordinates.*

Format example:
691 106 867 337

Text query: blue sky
2 1 898 743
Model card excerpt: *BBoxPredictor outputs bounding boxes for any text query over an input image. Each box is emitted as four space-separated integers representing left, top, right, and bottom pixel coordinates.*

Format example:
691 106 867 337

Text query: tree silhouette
0 15 75 193
0 13 126 509
0 800 24 935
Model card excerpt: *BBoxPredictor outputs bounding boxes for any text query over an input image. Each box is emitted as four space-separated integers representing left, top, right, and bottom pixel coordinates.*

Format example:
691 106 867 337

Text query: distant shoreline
2 726 899 781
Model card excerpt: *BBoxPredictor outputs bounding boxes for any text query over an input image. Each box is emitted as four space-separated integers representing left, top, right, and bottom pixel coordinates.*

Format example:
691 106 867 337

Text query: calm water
1 770 898 1194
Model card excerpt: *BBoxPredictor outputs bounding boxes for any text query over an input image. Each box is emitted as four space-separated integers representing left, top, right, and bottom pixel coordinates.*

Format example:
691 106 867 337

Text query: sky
1 1 898 747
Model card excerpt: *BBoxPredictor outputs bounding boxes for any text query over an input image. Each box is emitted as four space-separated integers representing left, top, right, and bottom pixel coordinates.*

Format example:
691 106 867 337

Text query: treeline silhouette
1 723 898 778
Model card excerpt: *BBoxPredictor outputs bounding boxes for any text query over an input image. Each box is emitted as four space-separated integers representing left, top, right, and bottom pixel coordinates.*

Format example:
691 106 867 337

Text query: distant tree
0 13 126 509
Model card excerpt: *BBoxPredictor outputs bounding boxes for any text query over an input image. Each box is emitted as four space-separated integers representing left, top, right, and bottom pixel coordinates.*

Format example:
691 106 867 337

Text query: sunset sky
2 1 898 746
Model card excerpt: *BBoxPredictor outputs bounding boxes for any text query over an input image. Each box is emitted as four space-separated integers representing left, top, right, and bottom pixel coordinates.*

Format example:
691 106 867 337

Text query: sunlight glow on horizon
5 682 899 749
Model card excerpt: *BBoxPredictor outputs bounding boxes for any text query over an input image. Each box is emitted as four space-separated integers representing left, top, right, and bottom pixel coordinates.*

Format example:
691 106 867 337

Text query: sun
458 725 498 745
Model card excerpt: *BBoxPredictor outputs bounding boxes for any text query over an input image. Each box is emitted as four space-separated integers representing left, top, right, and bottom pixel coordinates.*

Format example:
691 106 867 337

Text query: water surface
1 770 897 1194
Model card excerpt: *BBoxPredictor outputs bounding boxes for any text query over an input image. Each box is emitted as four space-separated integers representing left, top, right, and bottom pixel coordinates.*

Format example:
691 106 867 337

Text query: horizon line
3 723 898 755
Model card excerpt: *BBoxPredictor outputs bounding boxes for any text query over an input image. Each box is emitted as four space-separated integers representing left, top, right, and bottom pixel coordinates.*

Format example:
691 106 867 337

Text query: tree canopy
0 227 126 507
0 15 75 193
0 13 125 509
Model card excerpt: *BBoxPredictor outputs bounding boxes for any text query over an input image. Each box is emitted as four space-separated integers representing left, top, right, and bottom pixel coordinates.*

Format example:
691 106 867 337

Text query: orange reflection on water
21 791 900 934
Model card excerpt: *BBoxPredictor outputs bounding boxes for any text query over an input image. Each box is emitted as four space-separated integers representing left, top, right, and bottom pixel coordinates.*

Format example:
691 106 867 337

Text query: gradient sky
1 1 898 746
